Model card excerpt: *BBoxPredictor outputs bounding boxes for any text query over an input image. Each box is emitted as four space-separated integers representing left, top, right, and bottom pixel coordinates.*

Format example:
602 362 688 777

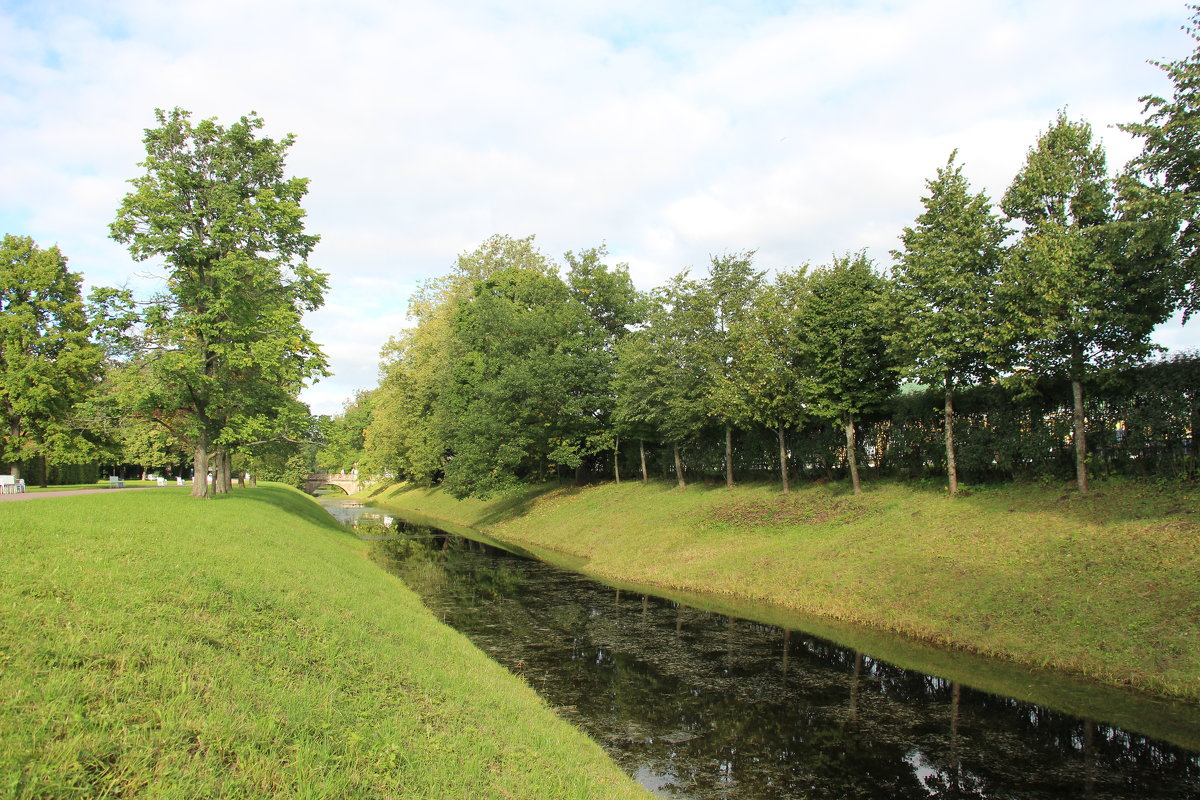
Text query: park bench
0 475 25 494
108 476 124 488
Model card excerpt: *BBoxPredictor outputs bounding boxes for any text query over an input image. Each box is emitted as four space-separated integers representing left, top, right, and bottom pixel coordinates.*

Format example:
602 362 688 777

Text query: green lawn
368 476 1200 701
0 484 647 799
22 480 165 492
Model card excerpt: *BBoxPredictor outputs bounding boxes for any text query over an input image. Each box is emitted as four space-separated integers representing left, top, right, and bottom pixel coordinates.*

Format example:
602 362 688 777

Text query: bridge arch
303 472 362 496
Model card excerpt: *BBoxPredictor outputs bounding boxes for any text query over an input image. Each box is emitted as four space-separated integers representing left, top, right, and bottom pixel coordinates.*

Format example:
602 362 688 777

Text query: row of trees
7 10 1200 498
2 109 329 496
350 52 1200 498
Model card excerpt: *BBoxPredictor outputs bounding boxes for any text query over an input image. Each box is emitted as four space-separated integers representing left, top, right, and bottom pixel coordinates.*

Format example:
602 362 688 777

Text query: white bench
0 475 25 494
108 476 124 488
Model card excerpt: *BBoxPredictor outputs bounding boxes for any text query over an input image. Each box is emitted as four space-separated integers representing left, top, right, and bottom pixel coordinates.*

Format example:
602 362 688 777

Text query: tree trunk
845 413 862 495
40 453 49 488
9 422 20 480
673 444 686 489
639 439 648 483
724 426 734 488
945 375 959 496
213 450 228 494
1072 376 1088 494
777 423 790 493
613 435 621 485
1190 395 1199 478
575 463 585 487
192 431 210 498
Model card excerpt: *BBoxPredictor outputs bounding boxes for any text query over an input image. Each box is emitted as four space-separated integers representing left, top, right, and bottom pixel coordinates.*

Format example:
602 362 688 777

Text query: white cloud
2 0 1197 414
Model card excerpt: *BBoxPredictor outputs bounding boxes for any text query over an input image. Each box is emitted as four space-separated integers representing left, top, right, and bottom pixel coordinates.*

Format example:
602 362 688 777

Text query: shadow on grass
878 473 1199 528
372 473 1198 534
219 485 347 531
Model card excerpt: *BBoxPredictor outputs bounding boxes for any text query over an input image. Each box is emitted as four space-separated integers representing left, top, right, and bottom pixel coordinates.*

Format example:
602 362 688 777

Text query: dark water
326 503 1200 799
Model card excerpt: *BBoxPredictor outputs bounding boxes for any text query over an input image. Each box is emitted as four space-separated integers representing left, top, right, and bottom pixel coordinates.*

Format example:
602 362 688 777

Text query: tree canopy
1000 112 1175 493
890 151 1007 494
1123 6 1200 318
13 15 1200 498
110 108 328 497
0 235 105 481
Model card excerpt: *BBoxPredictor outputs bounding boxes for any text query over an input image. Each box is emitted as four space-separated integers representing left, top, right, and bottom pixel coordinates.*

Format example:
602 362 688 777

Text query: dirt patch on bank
706 492 870 527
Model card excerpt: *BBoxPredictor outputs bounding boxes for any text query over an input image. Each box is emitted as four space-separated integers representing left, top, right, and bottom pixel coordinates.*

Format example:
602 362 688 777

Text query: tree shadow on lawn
471 483 564 528
909 475 1200 527
220 486 348 531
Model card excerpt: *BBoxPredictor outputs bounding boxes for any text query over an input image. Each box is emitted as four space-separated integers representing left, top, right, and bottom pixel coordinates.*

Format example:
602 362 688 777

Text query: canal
327 501 1200 799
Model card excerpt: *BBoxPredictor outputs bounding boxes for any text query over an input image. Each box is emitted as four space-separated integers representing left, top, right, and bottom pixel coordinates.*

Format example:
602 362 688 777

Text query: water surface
326 501 1200 799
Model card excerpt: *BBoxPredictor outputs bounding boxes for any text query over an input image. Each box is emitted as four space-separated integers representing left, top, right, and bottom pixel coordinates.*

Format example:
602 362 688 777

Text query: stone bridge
304 471 362 495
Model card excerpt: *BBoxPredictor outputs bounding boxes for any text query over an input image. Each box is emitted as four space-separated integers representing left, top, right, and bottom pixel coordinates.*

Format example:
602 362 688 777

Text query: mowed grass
0 485 648 799
22 481 165 492
369 477 1200 701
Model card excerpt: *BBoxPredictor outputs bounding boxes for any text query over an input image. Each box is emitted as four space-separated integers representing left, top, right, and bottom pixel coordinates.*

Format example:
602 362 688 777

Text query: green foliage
564 245 648 339
999 112 1176 492
0 235 105 473
366 235 553 487
110 108 328 496
613 273 713 461
722 270 814 431
563 246 648 463
999 111 1171 376
746 253 898 493
890 151 1006 385
443 264 607 497
700 252 764 421
796 253 898 421
366 236 633 498
889 152 1008 493
357 11 1200 498
316 390 372 472
1122 5 1200 317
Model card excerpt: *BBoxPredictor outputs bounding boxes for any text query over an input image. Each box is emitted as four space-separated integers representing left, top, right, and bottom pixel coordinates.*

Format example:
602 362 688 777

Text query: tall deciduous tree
0 235 104 481
999 111 1174 494
701 251 764 488
721 269 814 492
442 265 606 497
365 235 546 487
798 253 897 495
890 152 1007 495
317 391 372 474
612 273 711 488
1122 5 1200 318
564 245 648 480
110 108 328 497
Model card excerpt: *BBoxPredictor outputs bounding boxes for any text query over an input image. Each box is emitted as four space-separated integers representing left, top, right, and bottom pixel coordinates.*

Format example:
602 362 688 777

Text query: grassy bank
366 477 1200 701
0 485 647 799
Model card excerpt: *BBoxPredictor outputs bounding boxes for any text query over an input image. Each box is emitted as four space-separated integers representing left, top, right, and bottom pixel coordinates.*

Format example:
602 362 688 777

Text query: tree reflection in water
373 528 1200 800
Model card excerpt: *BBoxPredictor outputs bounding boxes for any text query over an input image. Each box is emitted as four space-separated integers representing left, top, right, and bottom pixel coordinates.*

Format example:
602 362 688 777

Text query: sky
3 0 1199 415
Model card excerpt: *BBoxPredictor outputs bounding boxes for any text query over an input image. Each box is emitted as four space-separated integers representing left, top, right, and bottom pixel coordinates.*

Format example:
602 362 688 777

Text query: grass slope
0 485 648 799
367 477 1200 701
